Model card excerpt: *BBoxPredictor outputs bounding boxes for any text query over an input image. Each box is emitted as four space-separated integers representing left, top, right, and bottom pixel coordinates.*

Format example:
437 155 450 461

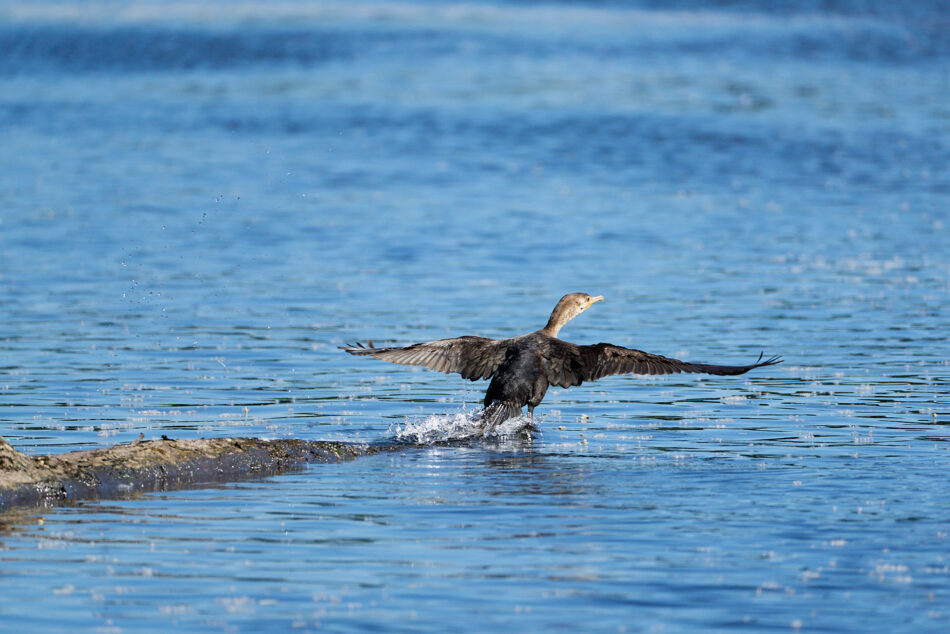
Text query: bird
341 293 781 429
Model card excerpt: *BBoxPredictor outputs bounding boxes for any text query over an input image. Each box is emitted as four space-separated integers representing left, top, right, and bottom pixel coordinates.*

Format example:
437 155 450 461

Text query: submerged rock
0 435 379 510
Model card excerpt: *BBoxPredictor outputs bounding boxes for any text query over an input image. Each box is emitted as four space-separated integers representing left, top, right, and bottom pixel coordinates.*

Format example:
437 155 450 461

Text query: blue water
1 0 949 630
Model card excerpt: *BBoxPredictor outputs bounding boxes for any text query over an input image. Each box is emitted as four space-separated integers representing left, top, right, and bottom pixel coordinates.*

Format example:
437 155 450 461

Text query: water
1 0 948 630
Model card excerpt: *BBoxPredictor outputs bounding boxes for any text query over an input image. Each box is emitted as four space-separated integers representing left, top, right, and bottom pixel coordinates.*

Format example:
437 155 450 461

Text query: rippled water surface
1 1 948 631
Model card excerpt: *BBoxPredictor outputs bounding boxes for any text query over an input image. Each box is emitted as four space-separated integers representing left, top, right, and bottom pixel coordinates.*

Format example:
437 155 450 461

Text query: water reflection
0 507 45 536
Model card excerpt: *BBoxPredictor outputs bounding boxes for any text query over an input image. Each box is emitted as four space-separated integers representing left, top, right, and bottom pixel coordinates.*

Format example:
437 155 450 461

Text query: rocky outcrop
0 435 380 510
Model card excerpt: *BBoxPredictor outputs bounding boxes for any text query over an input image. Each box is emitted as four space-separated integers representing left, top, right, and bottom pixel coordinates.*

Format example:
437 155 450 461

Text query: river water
1 0 948 631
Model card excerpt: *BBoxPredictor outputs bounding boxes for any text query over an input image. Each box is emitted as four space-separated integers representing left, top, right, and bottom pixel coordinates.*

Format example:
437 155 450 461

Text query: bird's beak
588 295 604 307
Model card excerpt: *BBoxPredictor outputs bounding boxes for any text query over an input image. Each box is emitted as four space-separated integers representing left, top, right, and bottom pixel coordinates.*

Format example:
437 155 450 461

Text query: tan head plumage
541 292 604 337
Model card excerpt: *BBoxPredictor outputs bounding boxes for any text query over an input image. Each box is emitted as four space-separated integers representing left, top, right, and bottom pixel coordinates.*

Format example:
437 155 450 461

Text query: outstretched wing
340 336 509 381
541 339 781 388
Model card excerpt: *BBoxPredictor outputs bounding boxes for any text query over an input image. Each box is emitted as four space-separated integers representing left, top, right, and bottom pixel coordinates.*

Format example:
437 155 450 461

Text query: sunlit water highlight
1 0 949 631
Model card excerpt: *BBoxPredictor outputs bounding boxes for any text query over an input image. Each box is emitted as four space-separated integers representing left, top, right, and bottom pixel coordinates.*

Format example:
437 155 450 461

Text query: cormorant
342 293 781 428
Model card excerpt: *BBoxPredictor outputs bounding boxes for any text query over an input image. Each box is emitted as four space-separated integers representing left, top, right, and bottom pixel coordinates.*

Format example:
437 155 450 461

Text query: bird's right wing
340 336 509 381
540 338 782 387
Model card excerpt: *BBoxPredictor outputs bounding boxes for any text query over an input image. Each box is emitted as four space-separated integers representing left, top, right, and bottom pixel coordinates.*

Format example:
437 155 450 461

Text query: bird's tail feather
477 401 523 433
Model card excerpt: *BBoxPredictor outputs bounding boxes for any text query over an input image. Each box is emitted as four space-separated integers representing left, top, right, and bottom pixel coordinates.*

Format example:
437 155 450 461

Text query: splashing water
387 407 537 445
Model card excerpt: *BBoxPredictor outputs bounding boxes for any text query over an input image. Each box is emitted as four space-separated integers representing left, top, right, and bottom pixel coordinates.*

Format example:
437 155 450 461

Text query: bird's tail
477 401 524 434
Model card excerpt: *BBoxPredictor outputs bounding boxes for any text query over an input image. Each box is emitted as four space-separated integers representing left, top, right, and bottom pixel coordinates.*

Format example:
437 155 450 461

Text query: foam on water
387 407 537 445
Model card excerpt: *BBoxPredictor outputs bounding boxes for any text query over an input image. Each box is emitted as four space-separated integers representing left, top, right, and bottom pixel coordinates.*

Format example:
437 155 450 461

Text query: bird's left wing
341 336 509 381
541 339 782 388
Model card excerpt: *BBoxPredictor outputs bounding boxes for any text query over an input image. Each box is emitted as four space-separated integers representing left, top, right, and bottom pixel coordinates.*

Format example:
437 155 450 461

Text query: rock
0 435 382 510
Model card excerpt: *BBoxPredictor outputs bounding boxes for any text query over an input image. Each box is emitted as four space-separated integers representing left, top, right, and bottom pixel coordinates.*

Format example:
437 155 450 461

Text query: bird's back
483 334 549 408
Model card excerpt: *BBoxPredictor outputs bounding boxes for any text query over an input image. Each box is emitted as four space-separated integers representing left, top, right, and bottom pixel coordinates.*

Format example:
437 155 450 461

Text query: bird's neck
541 312 569 338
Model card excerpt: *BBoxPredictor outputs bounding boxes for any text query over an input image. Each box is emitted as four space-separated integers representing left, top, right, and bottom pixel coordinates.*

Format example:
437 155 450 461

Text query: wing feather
540 339 781 387
341 336 509 380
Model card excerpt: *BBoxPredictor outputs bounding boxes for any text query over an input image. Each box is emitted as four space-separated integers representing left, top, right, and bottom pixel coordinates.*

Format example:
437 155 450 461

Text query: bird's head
542 292 604 337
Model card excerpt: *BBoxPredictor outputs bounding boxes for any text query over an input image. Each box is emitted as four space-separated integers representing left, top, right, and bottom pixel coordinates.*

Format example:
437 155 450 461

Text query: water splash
387 407 537 445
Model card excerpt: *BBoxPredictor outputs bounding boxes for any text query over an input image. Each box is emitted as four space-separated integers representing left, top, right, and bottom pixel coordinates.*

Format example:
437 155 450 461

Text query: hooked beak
587 295 604 307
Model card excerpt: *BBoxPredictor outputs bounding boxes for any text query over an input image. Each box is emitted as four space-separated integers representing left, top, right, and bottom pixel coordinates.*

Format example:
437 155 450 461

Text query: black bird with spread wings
342 293 781 428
